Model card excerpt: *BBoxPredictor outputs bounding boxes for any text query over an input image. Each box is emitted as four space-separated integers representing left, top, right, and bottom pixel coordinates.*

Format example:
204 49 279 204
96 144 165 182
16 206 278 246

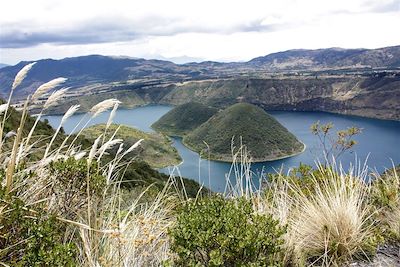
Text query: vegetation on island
151 101 218 136
0 63 399 267
183 102 305 162
82 123 181 168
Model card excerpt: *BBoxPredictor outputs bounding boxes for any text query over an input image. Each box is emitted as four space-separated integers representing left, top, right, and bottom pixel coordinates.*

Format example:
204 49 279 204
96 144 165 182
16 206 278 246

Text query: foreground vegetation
82 123 181 168
0 63 399 266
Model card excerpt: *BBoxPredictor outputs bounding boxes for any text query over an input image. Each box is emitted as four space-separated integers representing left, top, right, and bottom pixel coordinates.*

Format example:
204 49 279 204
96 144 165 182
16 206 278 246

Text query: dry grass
1 63 398 266
220 140 379 266
287 166 373 266
224 144 378 266
0 63 184 267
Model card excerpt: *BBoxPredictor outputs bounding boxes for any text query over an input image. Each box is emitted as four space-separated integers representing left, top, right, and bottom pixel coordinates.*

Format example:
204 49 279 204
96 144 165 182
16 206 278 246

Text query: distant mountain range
249 46 400 70
0 45 399 120
0 63 9 69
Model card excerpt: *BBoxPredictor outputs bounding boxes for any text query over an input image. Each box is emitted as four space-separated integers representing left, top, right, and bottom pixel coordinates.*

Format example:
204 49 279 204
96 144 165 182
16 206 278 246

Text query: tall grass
0 63 186 267
286 164 374 265
224 146 380 266
1 63 399 266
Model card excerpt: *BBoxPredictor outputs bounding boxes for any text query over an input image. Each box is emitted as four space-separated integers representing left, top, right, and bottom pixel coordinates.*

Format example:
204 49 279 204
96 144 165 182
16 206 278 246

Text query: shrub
47 158 106 217
168 196 285 266
0 196 77 266
370 166 400 243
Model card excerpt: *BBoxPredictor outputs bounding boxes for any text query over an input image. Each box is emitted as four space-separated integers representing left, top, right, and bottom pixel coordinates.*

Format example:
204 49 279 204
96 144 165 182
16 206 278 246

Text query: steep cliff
159 75 400 121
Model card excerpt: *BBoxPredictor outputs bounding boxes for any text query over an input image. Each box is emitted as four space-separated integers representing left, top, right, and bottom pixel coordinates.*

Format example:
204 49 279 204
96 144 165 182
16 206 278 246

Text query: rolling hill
183 103 305 162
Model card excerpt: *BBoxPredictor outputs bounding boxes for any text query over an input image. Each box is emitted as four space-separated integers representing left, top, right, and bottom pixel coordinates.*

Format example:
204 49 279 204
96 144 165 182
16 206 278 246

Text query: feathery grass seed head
0 104 9 114
125 139 144 154
88 135 102 166
90 99 121 118
12 62 36 90
106 102 119 128
32 77 67 100
61 105 80 125
44 87 69 109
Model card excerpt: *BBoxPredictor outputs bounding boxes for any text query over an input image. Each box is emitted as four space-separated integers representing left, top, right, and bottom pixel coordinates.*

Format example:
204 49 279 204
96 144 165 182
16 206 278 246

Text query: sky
0 0 399 65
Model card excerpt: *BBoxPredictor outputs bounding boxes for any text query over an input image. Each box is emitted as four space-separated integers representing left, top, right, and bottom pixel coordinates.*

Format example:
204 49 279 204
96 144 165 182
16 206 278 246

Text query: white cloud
0 0 399 64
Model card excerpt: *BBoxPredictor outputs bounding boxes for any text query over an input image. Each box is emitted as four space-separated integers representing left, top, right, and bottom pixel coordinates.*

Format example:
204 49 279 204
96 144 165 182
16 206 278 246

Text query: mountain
1 45 399 120
1 46 399 99
0 63 9 69
0 55 235 100
249 46 400 70
151 102 218 136
183 103 305 162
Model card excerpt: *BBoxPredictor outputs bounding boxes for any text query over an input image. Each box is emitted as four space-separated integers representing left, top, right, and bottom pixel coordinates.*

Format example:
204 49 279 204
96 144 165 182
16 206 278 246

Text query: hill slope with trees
151 102 218 136
183 103 305 162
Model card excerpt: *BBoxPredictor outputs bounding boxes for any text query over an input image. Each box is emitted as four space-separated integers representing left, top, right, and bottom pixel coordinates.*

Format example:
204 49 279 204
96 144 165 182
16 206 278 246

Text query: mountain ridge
248 45 400 70
1 45 399 121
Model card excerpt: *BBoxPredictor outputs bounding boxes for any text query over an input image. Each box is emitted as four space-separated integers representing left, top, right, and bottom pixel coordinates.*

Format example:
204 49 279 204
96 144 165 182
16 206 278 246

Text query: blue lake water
43 105 400 192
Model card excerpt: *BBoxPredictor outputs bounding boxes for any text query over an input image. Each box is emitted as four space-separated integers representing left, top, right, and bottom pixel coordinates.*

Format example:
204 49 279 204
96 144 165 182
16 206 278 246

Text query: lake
43 105 400 192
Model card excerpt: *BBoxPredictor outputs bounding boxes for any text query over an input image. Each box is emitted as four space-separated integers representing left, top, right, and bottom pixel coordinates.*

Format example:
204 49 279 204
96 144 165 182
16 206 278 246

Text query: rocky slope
160 75 400 121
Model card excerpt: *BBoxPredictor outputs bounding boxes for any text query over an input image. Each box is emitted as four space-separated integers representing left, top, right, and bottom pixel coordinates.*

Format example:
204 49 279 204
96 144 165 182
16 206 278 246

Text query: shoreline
181 137 306 163
37 101 400 122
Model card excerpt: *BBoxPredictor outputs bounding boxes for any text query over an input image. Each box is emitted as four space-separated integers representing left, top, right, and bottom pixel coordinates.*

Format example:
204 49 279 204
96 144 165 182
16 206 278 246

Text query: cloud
0 23 138 48
1 0 399 64
0 15 283 49
364 0 400 13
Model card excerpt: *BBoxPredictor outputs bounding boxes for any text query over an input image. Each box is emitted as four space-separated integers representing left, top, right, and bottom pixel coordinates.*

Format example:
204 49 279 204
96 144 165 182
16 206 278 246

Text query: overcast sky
0 0 399 65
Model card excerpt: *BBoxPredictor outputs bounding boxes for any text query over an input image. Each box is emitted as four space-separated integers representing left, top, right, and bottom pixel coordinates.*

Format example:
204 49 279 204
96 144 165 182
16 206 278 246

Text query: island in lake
151 102 218 136
153 102 305 162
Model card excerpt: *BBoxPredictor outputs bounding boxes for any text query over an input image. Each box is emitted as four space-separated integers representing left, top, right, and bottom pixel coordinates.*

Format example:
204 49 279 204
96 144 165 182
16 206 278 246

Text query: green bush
168 196 285 266
0 196 77 266
49 158 106 195
370 166 400 243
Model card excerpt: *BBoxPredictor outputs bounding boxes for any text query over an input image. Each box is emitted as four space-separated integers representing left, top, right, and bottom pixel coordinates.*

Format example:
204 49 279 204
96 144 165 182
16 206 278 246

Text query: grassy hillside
82 123 181 168
151 102 218 136
183 103 305 162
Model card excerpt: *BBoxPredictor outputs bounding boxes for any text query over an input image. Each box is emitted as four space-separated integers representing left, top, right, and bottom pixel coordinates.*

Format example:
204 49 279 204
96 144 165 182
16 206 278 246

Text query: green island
81 123 182 168
184 103 305 162
153 102 305 162
151 101 218 136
